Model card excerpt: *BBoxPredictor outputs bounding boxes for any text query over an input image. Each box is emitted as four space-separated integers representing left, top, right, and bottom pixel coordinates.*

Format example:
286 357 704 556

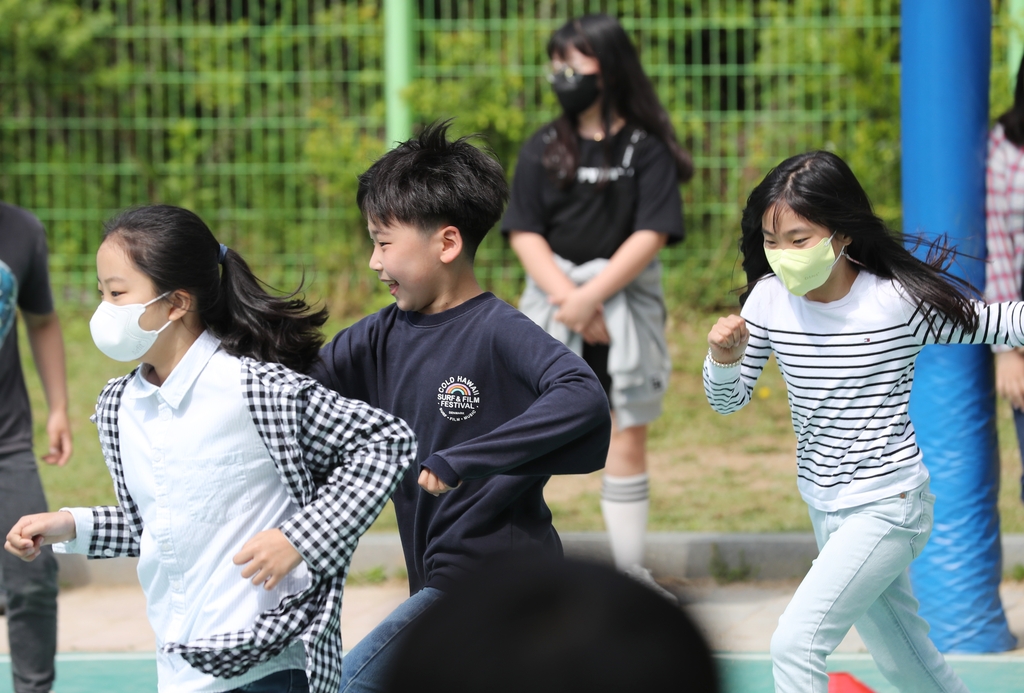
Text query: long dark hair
543 14 693 185
999 51 1024 147
103 205 328 373
739 151 978 333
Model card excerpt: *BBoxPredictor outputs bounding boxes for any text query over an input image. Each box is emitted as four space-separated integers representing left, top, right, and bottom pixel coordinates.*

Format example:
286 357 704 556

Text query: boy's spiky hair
357 120 510 259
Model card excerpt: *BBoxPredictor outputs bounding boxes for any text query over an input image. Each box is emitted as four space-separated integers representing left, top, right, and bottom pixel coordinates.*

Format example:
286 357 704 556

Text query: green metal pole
1011 0 1024 88
385 0 414 147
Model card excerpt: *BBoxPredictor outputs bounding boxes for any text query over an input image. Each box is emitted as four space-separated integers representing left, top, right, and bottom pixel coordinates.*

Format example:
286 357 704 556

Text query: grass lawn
19 304 1024 537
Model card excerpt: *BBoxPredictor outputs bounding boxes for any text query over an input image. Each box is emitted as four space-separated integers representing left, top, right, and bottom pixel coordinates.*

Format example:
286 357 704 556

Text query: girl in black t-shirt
502 13 692 582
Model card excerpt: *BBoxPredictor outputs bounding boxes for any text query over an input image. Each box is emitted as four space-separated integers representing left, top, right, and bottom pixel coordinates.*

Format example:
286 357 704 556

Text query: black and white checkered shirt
86 357 415 693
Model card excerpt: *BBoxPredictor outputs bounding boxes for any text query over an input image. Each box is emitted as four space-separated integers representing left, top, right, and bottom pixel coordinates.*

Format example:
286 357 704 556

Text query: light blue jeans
340 587 443 693
771 481 969 693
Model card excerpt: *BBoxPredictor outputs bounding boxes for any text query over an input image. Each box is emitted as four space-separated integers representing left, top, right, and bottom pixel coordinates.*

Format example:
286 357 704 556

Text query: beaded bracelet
706 348 742 368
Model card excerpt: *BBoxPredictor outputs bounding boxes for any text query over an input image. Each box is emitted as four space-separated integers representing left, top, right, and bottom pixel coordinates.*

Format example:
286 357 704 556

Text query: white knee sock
600 472 649 570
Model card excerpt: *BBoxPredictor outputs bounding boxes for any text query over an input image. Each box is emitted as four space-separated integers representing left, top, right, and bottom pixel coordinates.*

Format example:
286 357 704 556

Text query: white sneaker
623 564 678 604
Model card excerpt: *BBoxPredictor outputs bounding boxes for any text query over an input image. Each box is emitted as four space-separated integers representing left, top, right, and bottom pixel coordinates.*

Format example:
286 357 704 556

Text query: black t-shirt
0 202 54 457
501 125 685 265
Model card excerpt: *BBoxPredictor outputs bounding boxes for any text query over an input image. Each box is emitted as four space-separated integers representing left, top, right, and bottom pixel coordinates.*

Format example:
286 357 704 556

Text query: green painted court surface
2 652 1023 692
0 654 157 693
719 654 1024 692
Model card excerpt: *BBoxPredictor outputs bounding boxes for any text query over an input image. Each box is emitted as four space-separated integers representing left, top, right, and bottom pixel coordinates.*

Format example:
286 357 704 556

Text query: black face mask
549 70 601 116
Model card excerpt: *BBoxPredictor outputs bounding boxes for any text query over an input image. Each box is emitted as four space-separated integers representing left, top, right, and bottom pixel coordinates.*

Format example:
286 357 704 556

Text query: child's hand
418 468 460 497
544 280 577 308
708 315 749 365
581 311 610 345
42 408 72 466
996 351 1024 410
233 529 304 590
5 511 76 561
554 287 602 335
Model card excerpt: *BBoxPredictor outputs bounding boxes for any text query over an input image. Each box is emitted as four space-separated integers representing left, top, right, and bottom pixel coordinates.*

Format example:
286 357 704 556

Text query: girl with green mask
701 150 1024 693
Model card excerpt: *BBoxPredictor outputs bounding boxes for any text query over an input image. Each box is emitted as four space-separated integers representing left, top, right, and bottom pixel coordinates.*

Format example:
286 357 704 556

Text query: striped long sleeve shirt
704 271 1024 511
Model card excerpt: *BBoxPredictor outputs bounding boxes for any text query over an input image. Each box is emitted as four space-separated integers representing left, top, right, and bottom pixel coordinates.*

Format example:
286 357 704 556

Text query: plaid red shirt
986 124 1024 355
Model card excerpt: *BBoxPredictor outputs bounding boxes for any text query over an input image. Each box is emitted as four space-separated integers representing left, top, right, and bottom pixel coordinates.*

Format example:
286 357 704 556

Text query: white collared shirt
63 331 308 691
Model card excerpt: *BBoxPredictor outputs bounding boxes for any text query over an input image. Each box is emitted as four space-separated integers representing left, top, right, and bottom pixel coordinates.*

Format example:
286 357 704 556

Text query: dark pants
1015 408 1024 503
0 450 58 693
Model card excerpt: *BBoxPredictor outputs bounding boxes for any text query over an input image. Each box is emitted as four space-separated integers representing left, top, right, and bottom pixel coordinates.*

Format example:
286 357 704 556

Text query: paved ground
0 581 408 655
681 578 1024 655
3 578 1024 656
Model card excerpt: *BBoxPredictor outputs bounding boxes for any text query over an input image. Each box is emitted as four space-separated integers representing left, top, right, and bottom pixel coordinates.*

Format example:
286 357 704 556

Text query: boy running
312 122 611 692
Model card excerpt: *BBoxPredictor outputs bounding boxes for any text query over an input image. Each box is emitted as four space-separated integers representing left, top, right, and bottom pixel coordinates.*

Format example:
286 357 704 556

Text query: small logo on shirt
576 165 634 184
437 376 480 422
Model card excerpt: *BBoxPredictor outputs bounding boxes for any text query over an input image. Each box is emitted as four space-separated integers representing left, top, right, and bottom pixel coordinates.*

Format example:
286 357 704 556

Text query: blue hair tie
218 243 228 264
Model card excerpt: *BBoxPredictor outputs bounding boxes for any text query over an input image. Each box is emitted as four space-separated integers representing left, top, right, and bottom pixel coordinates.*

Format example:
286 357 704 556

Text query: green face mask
764 232 843 296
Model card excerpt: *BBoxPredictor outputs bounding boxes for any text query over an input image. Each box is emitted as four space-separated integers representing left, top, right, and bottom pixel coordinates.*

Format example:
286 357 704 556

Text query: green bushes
0 1 1014 313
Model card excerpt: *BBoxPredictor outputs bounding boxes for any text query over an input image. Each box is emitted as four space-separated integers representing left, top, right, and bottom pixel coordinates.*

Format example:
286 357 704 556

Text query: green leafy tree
748 0 900 223
0 0 113 94
404 30 534 174
1 0 1017 314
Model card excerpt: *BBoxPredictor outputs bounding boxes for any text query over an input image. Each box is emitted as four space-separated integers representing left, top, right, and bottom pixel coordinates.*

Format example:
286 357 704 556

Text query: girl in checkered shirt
5 205 415 693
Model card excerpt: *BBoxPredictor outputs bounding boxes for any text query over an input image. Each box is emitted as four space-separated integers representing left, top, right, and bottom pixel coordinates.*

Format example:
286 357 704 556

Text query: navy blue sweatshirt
312 293 611 592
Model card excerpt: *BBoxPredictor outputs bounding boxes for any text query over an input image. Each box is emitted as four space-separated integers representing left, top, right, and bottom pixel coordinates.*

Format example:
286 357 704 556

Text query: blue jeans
771 481 969 693
228 668 309 693
340 587 443 693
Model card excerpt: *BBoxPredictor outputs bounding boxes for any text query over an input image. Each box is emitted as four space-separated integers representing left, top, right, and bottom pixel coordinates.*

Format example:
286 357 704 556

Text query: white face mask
89 292 172 362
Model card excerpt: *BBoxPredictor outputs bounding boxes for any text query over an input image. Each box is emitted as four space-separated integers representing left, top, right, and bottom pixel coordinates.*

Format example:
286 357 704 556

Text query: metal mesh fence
2 0 388 308
0 0 1002 311
412 0 904 306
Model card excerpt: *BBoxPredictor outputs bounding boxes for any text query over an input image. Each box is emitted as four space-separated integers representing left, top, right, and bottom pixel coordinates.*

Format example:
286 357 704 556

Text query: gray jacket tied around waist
518 255 670 429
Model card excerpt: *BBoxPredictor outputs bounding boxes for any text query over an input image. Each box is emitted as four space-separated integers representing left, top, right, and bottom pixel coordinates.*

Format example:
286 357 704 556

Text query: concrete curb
54 533 1024 588
564 532 818 580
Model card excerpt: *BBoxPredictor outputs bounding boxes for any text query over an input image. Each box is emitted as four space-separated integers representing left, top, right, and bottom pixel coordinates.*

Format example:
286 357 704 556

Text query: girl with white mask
5 205 416 693
702 151 1021 693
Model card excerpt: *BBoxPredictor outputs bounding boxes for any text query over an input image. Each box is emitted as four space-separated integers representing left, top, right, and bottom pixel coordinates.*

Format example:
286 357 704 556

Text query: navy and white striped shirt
704 271 1024 511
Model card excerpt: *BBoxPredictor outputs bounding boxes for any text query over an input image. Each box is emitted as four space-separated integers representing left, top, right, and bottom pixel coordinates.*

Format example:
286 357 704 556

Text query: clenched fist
707 315 749 365
6 512 76 561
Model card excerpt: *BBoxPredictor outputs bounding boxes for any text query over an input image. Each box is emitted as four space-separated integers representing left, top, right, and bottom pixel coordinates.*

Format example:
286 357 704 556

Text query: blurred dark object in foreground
383 555 719 693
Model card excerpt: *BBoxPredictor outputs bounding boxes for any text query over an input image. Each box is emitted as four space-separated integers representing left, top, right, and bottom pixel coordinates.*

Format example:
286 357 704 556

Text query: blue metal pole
902 1 1016 652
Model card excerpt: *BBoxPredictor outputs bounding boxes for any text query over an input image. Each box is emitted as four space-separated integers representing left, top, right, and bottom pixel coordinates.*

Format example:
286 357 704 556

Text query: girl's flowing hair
738 151 978 333
543 13 693 186
104 205 328 373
